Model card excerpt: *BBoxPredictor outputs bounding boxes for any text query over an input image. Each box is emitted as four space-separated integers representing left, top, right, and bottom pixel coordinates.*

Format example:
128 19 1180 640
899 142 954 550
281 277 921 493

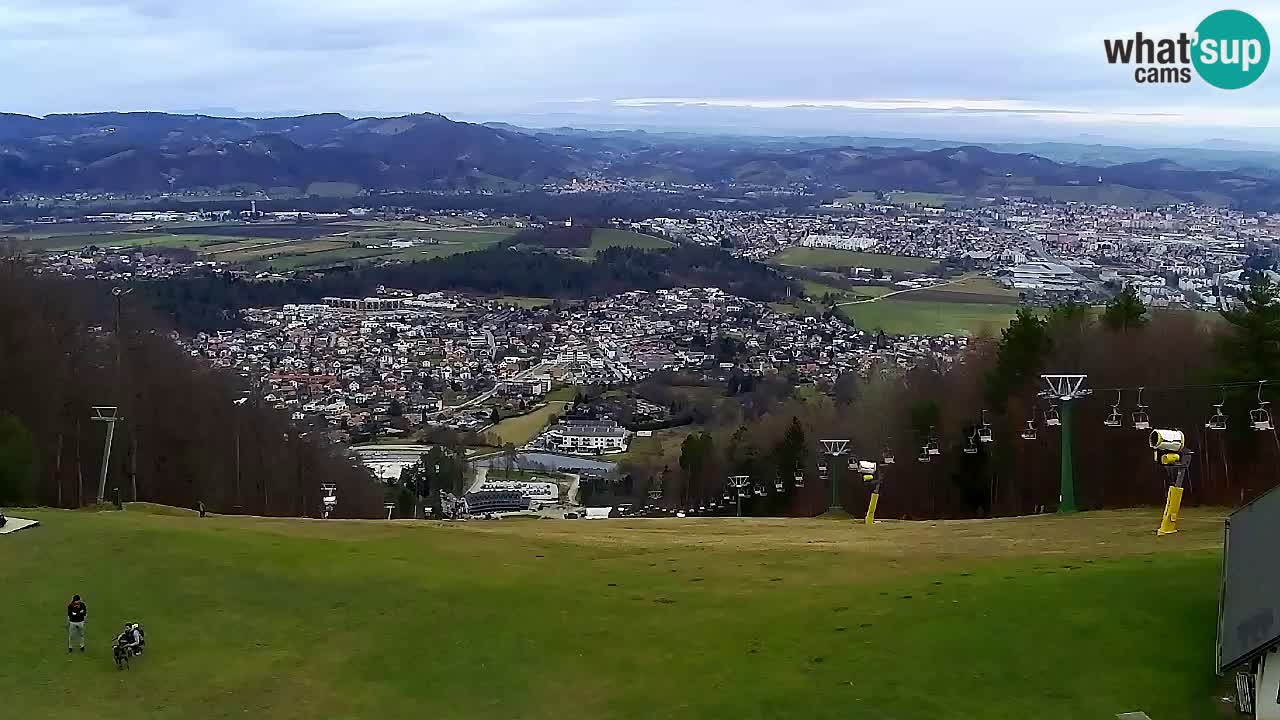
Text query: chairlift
754 484 767 497
1104 389 1122 428
1044 404 1061 427
963 430 979 455
818 464 829 480
793 473 805 488
977 410 994 443
1206 389 1228 431
723 491 733 501
775 479 785 492
926 426 941 455
1252 381 1274 431
1021 419 1038 440
882 447 895 464
917 446 931 463
1132 387 1150 430
847 459 858 471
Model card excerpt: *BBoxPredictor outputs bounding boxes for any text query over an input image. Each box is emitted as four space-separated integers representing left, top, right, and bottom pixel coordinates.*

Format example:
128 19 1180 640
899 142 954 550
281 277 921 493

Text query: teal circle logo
1193 10 1269 89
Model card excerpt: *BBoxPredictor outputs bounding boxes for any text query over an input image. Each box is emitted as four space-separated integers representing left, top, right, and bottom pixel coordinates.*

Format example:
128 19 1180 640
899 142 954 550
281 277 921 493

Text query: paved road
834 275 968 307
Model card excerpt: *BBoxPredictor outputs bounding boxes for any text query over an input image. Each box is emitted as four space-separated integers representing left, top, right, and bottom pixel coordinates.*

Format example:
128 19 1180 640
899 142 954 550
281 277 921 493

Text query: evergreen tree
1219 276 1280 381
1102 286 1148 331
984 308 1051 409
0 414 36 505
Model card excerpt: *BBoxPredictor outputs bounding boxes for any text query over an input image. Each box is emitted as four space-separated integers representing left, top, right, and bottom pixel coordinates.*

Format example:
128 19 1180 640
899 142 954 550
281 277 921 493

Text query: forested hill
0 266 385 516
142 245 795 332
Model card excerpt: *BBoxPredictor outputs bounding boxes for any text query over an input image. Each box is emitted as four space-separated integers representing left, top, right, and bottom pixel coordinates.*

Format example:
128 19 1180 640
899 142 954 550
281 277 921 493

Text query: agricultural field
831 190 880 205
492 296 555 309
588 228 673 252
2 507 1227 720
840 298 1019 336
885 190 980 208
487 399 571 447
771 247 937 273
610 426 696 467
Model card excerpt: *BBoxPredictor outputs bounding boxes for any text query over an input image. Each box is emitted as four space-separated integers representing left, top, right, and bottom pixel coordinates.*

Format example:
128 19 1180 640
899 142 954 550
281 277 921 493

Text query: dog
113 642 132 670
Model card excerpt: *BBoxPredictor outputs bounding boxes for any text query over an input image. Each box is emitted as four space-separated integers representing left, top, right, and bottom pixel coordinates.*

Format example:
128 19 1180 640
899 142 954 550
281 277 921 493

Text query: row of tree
631 283 1280 518
0 257 384 517
140 244 796 332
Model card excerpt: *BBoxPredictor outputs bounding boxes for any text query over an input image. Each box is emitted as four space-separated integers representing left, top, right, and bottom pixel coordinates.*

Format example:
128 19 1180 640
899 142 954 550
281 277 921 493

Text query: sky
3 0 1279 146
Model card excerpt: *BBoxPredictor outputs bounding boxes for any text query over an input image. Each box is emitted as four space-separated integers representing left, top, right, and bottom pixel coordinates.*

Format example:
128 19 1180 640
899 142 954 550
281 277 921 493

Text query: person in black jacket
66 594 87 653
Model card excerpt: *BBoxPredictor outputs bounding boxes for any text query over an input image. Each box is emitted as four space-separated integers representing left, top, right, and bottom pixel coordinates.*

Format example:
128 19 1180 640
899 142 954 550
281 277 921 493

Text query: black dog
113 642 131 670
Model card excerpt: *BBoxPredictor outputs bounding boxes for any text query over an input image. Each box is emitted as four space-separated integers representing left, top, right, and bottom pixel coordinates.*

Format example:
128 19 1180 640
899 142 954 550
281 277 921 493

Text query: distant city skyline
3 0 1278 146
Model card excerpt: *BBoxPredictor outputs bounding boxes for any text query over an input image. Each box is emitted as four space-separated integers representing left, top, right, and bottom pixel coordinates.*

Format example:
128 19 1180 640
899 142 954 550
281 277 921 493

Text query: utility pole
1041 374 1089 514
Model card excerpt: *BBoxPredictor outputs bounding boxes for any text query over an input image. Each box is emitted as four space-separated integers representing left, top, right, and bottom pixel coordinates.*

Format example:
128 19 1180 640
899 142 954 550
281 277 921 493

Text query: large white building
998 261 1085 295
545 419 630 454
802 235 878 251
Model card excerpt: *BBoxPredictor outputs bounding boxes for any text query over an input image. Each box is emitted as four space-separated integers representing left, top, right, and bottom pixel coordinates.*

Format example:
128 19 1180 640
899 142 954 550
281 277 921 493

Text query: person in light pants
66 594 87 653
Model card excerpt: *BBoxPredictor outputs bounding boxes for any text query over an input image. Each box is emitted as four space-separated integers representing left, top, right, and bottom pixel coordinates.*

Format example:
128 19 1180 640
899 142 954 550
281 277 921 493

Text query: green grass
610 426 695 467
493 296 555 309
589 228 673 252
840 299 1019 335
1 508 1227 720
1013 184 1183 207
488 401 569 446
832 191 880 205
886 191 964 207
771 247 936 273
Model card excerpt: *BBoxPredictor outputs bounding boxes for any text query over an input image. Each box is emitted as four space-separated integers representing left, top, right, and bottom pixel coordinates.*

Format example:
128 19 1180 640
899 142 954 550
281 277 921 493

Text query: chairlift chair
818 464 829 480
963 432 979 455
1253 383 1274 431
917 446 931 463
882 449 895 465
977 410 994 443
926 426 941 455
775 478 785 492
1044 404 1061 427
1132 387 1150 430
723 491 733 501
754 484 766 497
1104 390 1123 427
793 473 805 488
1252 403 1274 431
1207 404 1228 431
1021 420 1038 440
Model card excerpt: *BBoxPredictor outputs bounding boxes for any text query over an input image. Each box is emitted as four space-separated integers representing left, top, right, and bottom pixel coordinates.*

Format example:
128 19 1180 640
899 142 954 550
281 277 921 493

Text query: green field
771 247 936 273
2 507 1226 720
840 298 1019 335
493 296 555 309
589 228 673 252
488 400 569 446
885 191 975 208
831 191 880 205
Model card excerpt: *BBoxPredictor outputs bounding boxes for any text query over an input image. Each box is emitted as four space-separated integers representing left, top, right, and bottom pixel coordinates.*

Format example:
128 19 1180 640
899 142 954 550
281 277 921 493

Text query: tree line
630 283 1280 518
0 257 384 517
140 244 796 332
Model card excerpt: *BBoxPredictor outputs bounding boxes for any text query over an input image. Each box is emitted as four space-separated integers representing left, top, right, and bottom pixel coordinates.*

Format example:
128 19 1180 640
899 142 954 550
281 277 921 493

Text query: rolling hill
3 112 1280 209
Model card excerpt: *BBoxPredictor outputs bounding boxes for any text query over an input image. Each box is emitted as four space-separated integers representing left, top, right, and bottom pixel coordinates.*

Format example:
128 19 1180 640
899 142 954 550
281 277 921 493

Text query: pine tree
1219 276 1280 381
1102 285 1148 331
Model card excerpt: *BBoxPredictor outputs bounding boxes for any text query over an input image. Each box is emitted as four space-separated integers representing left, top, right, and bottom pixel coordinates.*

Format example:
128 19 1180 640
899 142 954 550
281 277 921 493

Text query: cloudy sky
3 0 1278 145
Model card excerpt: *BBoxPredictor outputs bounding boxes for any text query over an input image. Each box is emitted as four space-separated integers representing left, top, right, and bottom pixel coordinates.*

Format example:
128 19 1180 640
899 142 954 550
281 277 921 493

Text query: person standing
197 500 206 518
66 594 87 653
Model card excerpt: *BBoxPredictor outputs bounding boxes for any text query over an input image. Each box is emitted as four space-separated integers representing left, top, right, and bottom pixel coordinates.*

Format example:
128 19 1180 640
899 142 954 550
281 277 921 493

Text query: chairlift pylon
1252 381 1274 431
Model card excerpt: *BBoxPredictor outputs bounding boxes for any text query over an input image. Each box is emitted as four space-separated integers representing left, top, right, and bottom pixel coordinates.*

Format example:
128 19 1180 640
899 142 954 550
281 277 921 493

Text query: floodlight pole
1041 375 1089 514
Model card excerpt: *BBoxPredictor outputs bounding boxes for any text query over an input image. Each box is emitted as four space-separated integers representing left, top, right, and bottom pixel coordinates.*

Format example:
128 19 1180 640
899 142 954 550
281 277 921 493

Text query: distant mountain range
2 111 1279 210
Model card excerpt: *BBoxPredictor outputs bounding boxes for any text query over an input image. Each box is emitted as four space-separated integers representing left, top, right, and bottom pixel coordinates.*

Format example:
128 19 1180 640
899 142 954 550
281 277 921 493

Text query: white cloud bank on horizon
1 0 1278 142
